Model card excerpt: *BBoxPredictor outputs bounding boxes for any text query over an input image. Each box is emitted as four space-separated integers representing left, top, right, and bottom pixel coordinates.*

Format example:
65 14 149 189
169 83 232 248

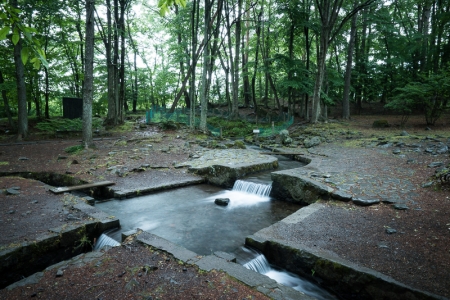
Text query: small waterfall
243 254 271 274
232 180 272 197
94 233 121 251
241 248 337 300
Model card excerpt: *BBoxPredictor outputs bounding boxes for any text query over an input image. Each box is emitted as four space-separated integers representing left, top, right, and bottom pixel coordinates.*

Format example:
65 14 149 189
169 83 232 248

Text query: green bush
385 68 450 126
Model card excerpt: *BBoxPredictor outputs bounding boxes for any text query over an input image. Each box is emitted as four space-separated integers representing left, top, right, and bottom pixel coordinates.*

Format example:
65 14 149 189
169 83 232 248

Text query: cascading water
241 248 337 300
232 180 272 197
209 180 273 209
93 233 121 251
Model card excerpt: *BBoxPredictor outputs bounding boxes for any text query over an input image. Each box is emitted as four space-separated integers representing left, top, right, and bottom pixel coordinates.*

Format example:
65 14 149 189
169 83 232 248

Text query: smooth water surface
97 183 301 255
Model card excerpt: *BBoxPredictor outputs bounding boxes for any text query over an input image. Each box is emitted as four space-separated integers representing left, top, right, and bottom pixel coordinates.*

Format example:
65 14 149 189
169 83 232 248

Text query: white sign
253 129 260 134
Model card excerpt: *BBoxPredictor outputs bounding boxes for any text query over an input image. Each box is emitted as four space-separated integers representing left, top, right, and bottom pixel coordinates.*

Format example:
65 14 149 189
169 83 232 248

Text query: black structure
62 97 83 119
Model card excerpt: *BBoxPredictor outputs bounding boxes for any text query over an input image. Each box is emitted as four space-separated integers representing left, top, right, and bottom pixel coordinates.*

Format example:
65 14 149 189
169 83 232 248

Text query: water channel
96 153 336 299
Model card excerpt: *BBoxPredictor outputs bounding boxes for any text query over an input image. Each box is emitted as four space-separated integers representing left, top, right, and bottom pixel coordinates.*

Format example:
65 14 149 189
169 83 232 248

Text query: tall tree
311 0 376 123
342 6 358 119
10 0 27 139
83 0 95 148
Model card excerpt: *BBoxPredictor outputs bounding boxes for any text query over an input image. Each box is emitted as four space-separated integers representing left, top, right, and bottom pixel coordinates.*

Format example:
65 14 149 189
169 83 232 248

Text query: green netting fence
146 105 293 137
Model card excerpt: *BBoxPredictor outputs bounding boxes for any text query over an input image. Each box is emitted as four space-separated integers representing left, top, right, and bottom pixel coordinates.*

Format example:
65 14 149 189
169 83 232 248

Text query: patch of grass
0 161 9 166
65 144 84 154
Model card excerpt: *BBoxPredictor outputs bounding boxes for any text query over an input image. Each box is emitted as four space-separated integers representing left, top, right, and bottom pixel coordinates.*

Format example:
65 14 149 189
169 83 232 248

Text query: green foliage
35 118 103 132
158 120 179 130
385 68 450 125
208 117 254 138
0 2 48 69
65 144 84 154
158 0 187 16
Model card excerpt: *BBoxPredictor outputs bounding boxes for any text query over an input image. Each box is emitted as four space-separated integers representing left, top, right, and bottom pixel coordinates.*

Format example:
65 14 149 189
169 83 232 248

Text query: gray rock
385 228 397 234
304 136 321 148
437 145 448 154
215 198 230 206
18 157 29 160
400 131 409 136
428 162 443 168
352 198 380 206
422 181 434 188
393 204 409 210
331 190 352 201
56 269 64 277
6 188 20 195
392 149 401 154
378 142 393 148
67 214 80 221
279 130 292 145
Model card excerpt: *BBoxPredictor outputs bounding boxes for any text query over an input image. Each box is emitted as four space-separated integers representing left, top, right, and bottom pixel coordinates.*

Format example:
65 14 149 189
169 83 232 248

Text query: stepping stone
352 197 380 206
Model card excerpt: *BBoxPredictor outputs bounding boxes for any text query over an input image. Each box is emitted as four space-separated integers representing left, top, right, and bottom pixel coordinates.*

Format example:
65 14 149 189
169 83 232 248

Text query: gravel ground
0 116 449 299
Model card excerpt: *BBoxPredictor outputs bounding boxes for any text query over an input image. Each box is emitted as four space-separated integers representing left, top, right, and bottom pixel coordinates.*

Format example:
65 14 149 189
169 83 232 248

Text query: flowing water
94 152 336 297
239 247 337 300
93 231 121 251
96 181 300 255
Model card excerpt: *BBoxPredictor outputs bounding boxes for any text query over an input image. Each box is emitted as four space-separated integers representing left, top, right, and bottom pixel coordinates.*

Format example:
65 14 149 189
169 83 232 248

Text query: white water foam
232 180 272 197
243 250 337 300
94 233 121 251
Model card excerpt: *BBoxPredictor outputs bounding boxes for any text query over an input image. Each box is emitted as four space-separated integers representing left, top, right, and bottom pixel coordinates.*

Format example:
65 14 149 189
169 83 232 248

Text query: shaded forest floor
0 113 449 299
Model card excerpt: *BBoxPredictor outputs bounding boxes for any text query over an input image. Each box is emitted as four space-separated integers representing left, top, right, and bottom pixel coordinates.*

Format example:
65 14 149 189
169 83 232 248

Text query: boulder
303 136 321 148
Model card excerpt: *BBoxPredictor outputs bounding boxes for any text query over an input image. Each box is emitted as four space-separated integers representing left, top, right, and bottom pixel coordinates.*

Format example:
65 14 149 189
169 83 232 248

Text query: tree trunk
12 12 28 139
119 0 128 116
199 0 211 131
251 10 263 115
231 0 243 119
0 70 13 127
83 0 95 148
342 9 358 120
106 0 116 124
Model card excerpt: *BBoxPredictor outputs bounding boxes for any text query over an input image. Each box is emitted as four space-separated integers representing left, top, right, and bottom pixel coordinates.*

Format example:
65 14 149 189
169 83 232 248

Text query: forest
0 0 449 142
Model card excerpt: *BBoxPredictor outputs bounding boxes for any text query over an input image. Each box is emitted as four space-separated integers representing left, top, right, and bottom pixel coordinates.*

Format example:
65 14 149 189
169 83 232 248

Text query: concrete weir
175 149 278 188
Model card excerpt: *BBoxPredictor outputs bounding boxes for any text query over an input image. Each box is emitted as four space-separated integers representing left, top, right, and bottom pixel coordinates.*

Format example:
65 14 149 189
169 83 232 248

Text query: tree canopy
0 0 449 138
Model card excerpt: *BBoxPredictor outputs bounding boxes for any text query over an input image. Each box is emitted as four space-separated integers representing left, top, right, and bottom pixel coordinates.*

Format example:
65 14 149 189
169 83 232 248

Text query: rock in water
215 198 230 206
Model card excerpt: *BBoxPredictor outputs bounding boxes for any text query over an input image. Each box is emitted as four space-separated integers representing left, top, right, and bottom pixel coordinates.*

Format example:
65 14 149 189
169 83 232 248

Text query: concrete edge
110 178 205 199
245 234 447 300
189 158 278 188
135 230 315 300
0 196 119 289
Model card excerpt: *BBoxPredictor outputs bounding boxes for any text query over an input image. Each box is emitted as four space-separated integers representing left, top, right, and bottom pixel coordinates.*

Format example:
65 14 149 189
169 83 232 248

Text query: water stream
240 247 337 300
94 152 337 297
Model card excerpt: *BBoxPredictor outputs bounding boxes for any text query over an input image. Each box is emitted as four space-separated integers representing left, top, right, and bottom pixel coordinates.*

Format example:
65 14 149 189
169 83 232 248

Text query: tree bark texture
83 0 95 148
